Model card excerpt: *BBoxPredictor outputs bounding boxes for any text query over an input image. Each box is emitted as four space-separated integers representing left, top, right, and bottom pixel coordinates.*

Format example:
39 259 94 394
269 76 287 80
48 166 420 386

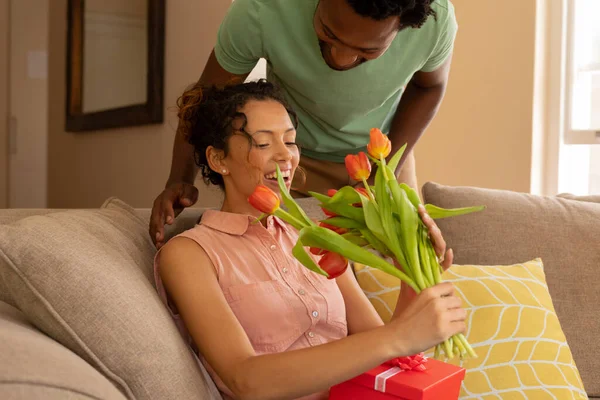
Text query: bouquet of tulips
249 129 485 360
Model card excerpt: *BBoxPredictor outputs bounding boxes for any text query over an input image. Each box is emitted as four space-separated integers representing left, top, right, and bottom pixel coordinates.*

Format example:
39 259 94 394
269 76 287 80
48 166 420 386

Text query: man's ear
206 146 228 175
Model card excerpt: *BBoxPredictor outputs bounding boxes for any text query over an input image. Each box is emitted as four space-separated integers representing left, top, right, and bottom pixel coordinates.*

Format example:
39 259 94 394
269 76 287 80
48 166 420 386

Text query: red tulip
323 189 339 216
319 220 348 235
367 128 392 159
248 185 280 214
310 247 327 256
345 152 371 181
355 187 369 197
318 252 348 279
348 187 371 207
321 207 337 217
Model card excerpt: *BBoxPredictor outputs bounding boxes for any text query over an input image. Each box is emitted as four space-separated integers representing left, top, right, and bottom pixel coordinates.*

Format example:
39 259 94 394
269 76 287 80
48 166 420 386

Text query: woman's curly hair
346 0 437 29
176 79 298 188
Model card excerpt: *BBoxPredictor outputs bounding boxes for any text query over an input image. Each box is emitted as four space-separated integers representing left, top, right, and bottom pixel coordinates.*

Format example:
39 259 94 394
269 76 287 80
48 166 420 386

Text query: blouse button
282 267 288 273
308 331 315 338
270 244 277 251
312 311 319 318
298 289 306 295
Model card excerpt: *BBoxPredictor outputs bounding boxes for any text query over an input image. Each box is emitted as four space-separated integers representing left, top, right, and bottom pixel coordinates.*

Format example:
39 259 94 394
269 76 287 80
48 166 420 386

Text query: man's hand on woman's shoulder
150 182 199 249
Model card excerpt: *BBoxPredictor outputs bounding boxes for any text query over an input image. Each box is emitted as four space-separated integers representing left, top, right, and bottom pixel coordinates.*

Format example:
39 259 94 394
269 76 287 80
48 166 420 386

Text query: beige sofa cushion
0 300 127 400
0 198 221 400
422 182 600 397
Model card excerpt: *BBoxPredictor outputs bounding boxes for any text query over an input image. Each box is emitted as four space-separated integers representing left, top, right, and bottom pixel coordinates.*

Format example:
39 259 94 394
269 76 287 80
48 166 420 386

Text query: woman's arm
335 267 384 334
159 238 465 400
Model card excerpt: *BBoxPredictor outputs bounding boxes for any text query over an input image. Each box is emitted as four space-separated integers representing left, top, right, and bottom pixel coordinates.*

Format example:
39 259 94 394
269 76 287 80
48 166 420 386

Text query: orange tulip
248 185 280 214
318 252 348 279
345 152 371 181
367 128 391 159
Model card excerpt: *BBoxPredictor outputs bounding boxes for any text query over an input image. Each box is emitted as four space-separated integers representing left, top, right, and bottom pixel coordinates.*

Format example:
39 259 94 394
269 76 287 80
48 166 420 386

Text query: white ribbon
374 366 402 393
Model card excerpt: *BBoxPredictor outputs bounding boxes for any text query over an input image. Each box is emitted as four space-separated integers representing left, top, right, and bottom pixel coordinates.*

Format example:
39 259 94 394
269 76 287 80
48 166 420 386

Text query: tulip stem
380 156 390 182
361 178 376 202
273 209 308 231
251 213 267 224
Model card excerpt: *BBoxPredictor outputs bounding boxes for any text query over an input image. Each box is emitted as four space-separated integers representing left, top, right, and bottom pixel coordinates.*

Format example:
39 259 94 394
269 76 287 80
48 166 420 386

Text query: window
564 0 600 140
552 0 600 196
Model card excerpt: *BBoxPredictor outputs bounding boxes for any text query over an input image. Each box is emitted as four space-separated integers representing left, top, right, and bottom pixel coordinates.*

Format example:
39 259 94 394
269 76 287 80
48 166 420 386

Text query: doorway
0 0 8 208
1 0 49 208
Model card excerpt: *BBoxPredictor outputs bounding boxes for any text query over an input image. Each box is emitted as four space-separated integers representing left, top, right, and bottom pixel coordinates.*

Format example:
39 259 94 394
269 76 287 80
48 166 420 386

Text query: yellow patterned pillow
354 259 588 399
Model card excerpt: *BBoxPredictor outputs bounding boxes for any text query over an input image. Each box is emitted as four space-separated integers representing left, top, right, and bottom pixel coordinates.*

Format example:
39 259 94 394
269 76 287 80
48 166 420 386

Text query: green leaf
376 161 406 267
291 237 329 278
360 195 385 238
276 165 315 227
298 226 418 291
387 143 407 174
359 229 392 258
400 183 422 208
424 204 486 219
273 208 306 231
308 191 332 204
308 190 365 223
320 201 366 224
329 186 361 205
389 179 425 290
358 195 401 263
322 216 365 230
341 232 369 247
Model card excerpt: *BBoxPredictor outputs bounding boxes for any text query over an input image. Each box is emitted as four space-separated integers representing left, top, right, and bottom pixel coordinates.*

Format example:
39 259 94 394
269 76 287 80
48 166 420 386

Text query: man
150 0 457 248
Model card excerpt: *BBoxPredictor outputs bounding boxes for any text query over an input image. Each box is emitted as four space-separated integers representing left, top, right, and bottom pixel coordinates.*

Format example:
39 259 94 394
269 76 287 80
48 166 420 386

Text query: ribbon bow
384 353 428 372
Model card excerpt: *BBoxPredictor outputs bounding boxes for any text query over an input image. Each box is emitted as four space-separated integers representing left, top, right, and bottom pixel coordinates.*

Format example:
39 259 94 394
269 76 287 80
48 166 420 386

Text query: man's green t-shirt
214 0 457 163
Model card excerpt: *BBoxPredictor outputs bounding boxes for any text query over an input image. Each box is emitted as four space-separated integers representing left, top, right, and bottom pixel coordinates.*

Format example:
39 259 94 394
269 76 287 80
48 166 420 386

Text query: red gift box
329 358 465 400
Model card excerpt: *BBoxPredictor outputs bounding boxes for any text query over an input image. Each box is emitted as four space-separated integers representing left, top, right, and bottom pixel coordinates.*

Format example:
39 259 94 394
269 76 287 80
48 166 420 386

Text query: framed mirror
66 0 165 132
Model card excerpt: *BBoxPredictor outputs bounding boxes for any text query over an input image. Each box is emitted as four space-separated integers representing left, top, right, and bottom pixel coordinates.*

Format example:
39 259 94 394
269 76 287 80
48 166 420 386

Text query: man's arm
167 50 248 187
150 51 248 248
388 53 453 191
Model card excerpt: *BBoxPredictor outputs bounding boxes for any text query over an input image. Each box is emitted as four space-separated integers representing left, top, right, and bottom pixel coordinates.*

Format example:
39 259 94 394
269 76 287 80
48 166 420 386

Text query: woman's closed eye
254 141 296 149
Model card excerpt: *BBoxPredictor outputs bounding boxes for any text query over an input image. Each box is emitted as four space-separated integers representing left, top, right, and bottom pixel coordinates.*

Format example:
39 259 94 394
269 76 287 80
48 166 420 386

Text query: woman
154 80 465 400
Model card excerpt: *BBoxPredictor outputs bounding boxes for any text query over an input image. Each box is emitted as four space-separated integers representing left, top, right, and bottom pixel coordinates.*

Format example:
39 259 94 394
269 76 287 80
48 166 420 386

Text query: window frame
562 0 600 144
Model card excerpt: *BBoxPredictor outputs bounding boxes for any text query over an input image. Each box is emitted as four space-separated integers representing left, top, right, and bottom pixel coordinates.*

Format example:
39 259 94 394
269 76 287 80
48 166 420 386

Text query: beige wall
415 0 537 193
48 0 229 208
47 0 538 208
0 0 8 208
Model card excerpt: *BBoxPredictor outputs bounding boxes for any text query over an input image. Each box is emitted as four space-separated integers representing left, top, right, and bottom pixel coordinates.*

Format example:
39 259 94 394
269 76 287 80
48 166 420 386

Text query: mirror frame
66 0 165 132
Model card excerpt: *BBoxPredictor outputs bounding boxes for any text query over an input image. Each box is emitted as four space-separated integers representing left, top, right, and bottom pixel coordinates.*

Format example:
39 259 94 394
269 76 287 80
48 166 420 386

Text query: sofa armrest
0 301 127 400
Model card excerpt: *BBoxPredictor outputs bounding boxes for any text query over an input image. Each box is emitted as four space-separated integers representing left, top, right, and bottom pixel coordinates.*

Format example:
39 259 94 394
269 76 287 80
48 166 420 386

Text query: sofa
0 183 598 399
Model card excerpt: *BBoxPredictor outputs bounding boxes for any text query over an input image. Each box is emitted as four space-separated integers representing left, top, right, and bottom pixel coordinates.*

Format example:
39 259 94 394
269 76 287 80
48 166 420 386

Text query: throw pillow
0 198 221 400
354 259 588 399
422 181 600 396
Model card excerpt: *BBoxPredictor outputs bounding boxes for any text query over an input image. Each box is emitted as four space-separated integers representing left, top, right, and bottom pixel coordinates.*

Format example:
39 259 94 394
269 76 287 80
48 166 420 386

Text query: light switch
27 51 48 80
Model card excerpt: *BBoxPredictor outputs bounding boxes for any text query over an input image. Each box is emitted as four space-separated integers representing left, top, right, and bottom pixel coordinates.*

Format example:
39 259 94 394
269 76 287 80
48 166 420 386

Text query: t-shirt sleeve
420 2 458 72
214 0 264 75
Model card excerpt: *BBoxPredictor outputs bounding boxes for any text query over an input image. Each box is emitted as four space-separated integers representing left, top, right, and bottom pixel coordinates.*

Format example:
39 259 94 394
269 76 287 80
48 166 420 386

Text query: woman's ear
206 146 228 176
